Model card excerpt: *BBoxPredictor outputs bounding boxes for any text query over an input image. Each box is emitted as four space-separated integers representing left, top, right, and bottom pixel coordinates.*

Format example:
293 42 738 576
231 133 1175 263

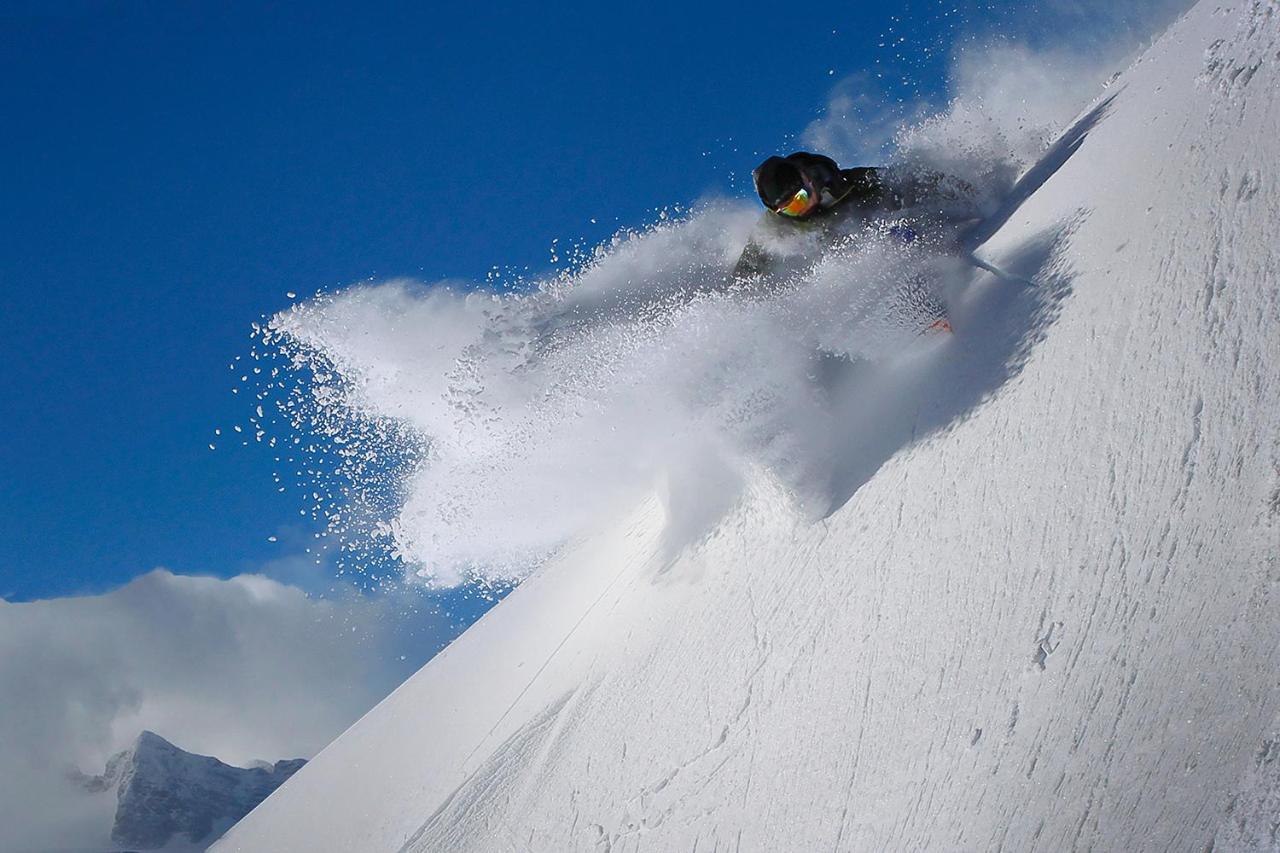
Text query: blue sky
0 1 1173 600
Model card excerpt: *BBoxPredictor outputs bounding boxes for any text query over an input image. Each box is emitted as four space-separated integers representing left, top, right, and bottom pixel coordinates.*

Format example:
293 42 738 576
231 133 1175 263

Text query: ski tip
966 253 1035 287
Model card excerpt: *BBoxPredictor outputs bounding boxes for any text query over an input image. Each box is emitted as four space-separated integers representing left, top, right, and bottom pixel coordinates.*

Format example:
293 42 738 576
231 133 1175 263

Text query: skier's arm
732 237 773 281
732 208 798 281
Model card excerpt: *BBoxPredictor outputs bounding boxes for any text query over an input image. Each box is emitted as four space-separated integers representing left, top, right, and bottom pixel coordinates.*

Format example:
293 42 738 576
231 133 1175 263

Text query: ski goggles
775 187 817 217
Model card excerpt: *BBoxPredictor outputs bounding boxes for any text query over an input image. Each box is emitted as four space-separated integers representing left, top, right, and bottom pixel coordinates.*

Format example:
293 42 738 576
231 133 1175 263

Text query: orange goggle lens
776 187 813 217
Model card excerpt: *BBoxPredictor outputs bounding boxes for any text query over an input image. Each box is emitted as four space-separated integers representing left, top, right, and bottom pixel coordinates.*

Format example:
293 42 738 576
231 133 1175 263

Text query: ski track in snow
217 2 1280 851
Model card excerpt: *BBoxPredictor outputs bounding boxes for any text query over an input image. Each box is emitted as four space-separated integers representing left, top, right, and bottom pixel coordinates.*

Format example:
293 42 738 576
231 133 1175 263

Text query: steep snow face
219 1 1280 851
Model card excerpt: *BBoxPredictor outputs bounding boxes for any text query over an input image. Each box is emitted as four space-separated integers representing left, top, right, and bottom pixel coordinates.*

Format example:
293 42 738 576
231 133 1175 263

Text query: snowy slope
218 1 1280 850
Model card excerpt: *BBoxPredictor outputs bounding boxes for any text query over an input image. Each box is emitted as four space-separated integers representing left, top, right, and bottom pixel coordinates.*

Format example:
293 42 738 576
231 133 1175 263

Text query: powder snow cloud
803 0 1194 189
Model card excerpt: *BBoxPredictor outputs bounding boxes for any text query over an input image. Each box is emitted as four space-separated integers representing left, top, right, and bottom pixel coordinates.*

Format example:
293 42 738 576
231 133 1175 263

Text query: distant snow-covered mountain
74 731 303 851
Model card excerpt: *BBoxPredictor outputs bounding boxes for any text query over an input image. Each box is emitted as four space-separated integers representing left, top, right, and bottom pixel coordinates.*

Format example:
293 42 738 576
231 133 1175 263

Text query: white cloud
0 569 449 852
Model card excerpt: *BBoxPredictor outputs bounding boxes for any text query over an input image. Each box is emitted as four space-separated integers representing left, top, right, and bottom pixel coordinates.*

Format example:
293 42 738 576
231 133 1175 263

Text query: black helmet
753 152 842 218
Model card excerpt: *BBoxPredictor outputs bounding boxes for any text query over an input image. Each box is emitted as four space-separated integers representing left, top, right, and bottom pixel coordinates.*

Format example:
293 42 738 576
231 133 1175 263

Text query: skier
733 151 979 334
734 151 979 280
